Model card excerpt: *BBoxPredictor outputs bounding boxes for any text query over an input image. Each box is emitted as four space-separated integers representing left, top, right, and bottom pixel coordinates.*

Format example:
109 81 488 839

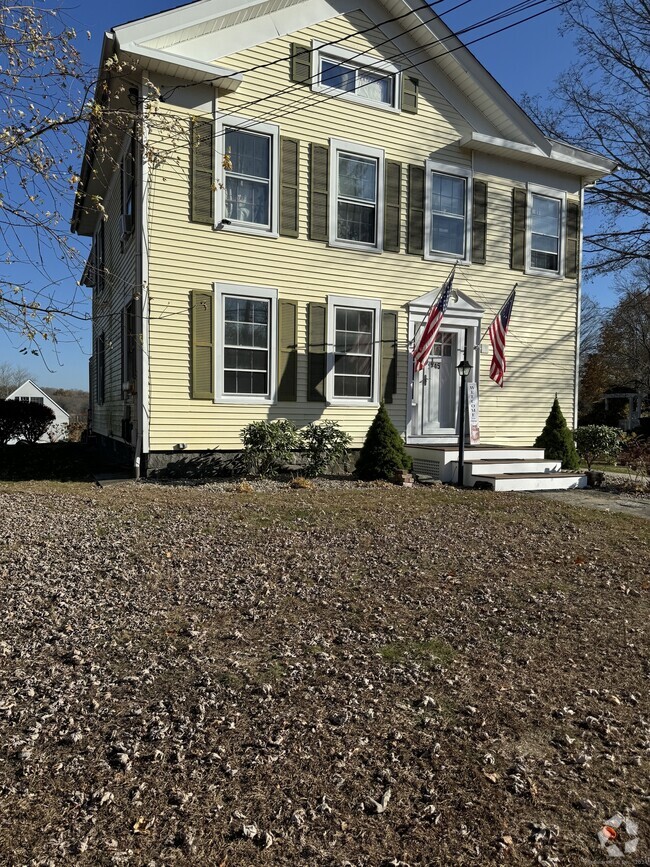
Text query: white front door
413 327 465 439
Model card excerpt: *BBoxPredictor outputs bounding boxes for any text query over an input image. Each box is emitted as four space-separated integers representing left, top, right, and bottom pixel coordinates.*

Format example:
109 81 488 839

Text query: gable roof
73 0 616 233
5 380 70 417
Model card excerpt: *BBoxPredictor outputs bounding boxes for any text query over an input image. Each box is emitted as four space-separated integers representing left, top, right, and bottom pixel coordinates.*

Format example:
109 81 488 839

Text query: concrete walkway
530 487 650 520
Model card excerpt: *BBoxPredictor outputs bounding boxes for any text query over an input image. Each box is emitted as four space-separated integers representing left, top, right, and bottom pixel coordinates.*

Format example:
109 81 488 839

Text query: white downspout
573 183 586 431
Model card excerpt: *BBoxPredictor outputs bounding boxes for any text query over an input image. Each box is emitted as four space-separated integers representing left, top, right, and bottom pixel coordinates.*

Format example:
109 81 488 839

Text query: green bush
301 420 351 476
355 402 412 481
574 425 621 470
534 397 580 471
241 419 300 476
0 400 55 444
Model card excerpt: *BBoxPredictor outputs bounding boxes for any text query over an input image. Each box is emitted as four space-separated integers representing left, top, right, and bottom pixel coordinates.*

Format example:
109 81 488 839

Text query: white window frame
424 160 472 265
215 114 280 238
525 183 567 278
328 138 385 254
311 40 401 112
327 294 381 406
214 282 278 405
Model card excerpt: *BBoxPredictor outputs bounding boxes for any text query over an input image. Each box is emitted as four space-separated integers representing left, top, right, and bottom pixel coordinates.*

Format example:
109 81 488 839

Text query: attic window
312 42 400 111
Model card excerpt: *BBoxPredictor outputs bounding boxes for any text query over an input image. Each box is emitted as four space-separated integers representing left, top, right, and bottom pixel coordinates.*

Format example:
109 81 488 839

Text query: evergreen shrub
356 402 412 480
534 397 580 471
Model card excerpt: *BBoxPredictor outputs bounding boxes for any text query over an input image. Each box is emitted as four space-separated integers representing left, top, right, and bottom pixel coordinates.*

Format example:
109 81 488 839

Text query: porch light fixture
456 357 472 486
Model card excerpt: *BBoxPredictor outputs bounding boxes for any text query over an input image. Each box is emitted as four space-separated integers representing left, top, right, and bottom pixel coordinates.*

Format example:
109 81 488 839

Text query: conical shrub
534 396 580 471
356 402 413 480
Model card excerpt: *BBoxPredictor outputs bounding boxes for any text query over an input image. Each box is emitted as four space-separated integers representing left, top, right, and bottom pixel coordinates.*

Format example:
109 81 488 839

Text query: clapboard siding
144 11 579 451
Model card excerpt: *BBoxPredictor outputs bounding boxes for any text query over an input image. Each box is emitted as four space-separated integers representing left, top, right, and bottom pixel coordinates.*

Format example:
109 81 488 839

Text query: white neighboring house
5 380 70 443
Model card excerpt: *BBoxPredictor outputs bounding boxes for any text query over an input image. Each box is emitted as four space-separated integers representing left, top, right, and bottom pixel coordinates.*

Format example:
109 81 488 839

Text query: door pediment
409 287 484 315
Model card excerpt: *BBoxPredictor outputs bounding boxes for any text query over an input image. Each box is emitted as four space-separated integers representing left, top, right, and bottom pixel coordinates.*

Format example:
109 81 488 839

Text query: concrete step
472 472 587 492
407 446 547 462
463 459 561 482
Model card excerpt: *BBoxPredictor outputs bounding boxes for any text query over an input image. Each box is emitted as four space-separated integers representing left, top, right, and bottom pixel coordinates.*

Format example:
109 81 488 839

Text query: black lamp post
456 357 473 486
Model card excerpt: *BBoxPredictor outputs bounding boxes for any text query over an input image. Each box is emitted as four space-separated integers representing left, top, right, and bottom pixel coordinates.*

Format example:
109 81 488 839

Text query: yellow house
73 0 615 489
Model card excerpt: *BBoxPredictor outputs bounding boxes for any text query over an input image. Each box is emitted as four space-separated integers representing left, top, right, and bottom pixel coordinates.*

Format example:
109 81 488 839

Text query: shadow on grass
0 443 114 482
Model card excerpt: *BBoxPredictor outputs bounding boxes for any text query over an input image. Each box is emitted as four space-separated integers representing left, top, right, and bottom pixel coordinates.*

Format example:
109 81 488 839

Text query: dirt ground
0 480 648 866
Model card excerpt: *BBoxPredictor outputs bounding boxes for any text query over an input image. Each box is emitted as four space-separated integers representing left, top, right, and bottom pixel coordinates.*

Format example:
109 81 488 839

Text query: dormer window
312 41 400 111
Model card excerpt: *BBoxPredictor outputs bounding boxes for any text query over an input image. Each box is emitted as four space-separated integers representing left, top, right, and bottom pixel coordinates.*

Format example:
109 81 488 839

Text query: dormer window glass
320 58 394 105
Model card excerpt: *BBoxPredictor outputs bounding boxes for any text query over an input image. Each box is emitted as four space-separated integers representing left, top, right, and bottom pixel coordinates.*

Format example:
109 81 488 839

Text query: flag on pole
412 271 454 372
488 288 516 387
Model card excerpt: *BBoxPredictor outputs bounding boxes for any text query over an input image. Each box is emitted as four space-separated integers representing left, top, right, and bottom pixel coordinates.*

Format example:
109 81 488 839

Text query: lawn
0 481 648 865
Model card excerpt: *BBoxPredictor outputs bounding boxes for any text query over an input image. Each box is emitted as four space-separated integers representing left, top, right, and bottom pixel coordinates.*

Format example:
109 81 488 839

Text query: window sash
530 193 561 271
333 306 374 398
336 153 378 244
430 172 467 257
222 296 270 396
320 57 393 105
224 128 272 228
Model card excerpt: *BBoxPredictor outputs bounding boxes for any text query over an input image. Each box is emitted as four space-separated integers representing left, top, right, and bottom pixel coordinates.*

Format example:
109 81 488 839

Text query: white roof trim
5 380 70 417
118 41 242 91
460 132 617 181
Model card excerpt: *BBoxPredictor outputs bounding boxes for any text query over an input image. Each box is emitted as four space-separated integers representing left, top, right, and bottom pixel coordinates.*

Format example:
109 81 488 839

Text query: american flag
488 288 516 387
412 272 454 372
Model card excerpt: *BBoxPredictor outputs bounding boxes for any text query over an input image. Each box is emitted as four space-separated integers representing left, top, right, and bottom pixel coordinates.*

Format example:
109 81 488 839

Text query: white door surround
407 288 483 445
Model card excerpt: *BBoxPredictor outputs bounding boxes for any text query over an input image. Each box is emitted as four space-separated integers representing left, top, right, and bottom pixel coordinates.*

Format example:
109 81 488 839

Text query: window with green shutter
472 180 488 265
401 76 419 114
290 43 311 84
511 188 527 272
307 302 327 401
277 300 298 401
309 144 329 242
190 290 214 399
280 138 300 238
190 118 215 224
381 311 398 403
384 161 401 253
407 165 425 255
565 200 580 279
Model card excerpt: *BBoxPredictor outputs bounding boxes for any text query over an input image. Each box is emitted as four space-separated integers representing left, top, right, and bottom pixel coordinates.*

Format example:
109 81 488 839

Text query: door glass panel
419 331 458 435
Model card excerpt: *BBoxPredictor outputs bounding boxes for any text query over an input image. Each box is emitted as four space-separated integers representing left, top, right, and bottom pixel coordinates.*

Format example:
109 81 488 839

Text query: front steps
406 444 587 492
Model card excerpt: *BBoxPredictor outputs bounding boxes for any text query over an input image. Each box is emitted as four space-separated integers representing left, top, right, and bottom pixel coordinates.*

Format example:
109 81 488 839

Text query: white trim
525 183 567 278
406 295 482 445
326 294 381 406
573 184 585 431
310 39 401 113
140 76 152 455
215 114 280 238
328 138 385 254
213 282 278 405
424 160 472 265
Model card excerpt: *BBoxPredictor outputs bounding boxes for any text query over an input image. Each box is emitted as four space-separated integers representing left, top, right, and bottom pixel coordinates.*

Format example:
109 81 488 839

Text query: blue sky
2 0 616 389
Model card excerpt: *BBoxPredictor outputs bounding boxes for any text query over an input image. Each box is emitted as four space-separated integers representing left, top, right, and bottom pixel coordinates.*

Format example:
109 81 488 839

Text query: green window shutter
511 188 527 271
307 302 327 401
278 300 298 401
407 165 425 255
381 311 398 404
280 137 300 238
191 290 214 399
384 161 402 252
290 43 311 84
309 144 329 242
190 118 214 224
565 200 580 279
472 179 488 265
402 76 419 114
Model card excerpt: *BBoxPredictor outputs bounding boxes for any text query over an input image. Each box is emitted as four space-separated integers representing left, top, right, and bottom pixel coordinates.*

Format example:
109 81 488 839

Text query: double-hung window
425 161 472 263
215 283 277 403
327 295 381 404
218 116 279 236
312 42 400 111
528 189 563 274
329 139 384 252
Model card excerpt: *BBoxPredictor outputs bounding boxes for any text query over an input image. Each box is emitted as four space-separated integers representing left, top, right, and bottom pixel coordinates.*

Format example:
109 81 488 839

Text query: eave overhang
459 132 617 183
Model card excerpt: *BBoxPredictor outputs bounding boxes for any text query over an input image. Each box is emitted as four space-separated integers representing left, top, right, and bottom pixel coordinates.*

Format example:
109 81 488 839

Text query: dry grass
0 480 648 866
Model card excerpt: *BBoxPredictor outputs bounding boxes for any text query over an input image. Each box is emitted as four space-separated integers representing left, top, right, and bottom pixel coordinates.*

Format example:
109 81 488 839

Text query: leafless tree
523 0 650 274
0 361 32 399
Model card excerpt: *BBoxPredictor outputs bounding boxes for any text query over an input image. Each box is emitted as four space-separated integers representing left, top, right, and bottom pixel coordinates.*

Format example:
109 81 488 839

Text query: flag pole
474 284 517 349
409 264 457 348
